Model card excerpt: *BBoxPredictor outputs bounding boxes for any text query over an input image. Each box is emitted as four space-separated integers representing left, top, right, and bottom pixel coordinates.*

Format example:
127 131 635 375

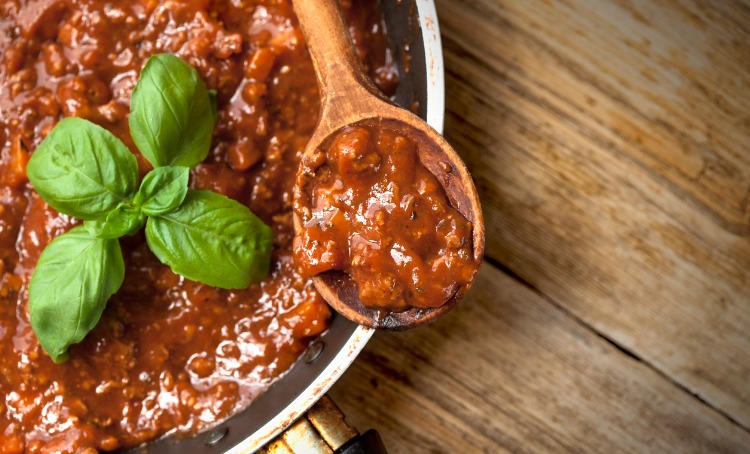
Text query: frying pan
132 1 445 451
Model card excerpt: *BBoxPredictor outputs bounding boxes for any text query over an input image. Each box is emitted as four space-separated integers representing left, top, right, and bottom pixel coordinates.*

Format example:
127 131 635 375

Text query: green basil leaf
134 166 189 216
84 203 146 239
145 190 273 289
26 118 139 220
28 226 125 363
130 54 214 168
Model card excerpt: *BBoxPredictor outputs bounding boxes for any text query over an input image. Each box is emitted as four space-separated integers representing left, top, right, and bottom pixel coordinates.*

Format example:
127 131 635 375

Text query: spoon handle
291 0 377 102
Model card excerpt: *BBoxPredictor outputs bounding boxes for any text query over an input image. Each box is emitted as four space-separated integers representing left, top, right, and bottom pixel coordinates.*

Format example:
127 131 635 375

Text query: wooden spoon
291 0 484 330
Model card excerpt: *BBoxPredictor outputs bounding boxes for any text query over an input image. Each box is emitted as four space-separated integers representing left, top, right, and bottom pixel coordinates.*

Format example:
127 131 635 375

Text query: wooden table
328 1 750 452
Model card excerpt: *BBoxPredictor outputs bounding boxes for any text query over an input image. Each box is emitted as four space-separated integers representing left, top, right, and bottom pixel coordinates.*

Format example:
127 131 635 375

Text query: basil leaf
28 226 125 363
84 203 146 239
26 118 139 220
134 166 189 216
130 54 214 168
145 190 273 289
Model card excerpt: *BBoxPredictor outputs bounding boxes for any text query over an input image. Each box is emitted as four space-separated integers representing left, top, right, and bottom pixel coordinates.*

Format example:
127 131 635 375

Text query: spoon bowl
291 0 484 329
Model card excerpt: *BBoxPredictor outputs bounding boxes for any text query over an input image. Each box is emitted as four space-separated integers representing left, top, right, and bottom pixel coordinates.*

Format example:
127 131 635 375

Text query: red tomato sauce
0 0 397 451
293 119 476 312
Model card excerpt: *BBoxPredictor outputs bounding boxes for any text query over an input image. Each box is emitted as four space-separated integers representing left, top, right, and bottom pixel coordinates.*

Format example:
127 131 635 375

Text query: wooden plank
430 0 750 429
329 264 750 453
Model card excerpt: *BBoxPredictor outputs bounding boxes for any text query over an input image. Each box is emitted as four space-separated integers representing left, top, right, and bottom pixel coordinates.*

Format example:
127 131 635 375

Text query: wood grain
329 265 750 453
323 0 750 451
433 0 750 429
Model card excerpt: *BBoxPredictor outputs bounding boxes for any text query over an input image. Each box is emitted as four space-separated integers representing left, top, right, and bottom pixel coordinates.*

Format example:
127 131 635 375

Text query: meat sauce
293 119 475 312
0 0 397 452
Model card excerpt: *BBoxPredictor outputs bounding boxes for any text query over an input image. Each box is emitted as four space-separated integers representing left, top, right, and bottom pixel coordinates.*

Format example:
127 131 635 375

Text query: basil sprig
26 54 273 363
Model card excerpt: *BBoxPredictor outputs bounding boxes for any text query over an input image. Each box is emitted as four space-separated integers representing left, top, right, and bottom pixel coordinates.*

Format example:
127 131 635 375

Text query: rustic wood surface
328 0 750 452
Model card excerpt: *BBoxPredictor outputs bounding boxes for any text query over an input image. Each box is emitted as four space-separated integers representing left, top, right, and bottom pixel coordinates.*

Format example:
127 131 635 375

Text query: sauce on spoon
293 118 476 312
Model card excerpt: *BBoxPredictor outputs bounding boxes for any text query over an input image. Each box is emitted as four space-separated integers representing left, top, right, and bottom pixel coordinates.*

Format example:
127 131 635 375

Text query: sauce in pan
0 0 396 451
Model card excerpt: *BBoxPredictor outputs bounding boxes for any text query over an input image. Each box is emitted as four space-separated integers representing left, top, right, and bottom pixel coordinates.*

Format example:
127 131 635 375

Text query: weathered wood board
330 266 750 452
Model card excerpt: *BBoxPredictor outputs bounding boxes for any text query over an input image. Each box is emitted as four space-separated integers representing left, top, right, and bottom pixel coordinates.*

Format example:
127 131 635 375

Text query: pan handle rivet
205 427 228 446
303 340 325 363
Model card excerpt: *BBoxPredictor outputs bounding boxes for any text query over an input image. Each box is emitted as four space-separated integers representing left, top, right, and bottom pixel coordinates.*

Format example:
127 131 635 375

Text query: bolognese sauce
292 119 476 312
0 0 397 451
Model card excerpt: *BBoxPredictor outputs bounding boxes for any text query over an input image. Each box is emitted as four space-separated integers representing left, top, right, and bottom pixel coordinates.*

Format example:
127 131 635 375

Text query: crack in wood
482 256 750 435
